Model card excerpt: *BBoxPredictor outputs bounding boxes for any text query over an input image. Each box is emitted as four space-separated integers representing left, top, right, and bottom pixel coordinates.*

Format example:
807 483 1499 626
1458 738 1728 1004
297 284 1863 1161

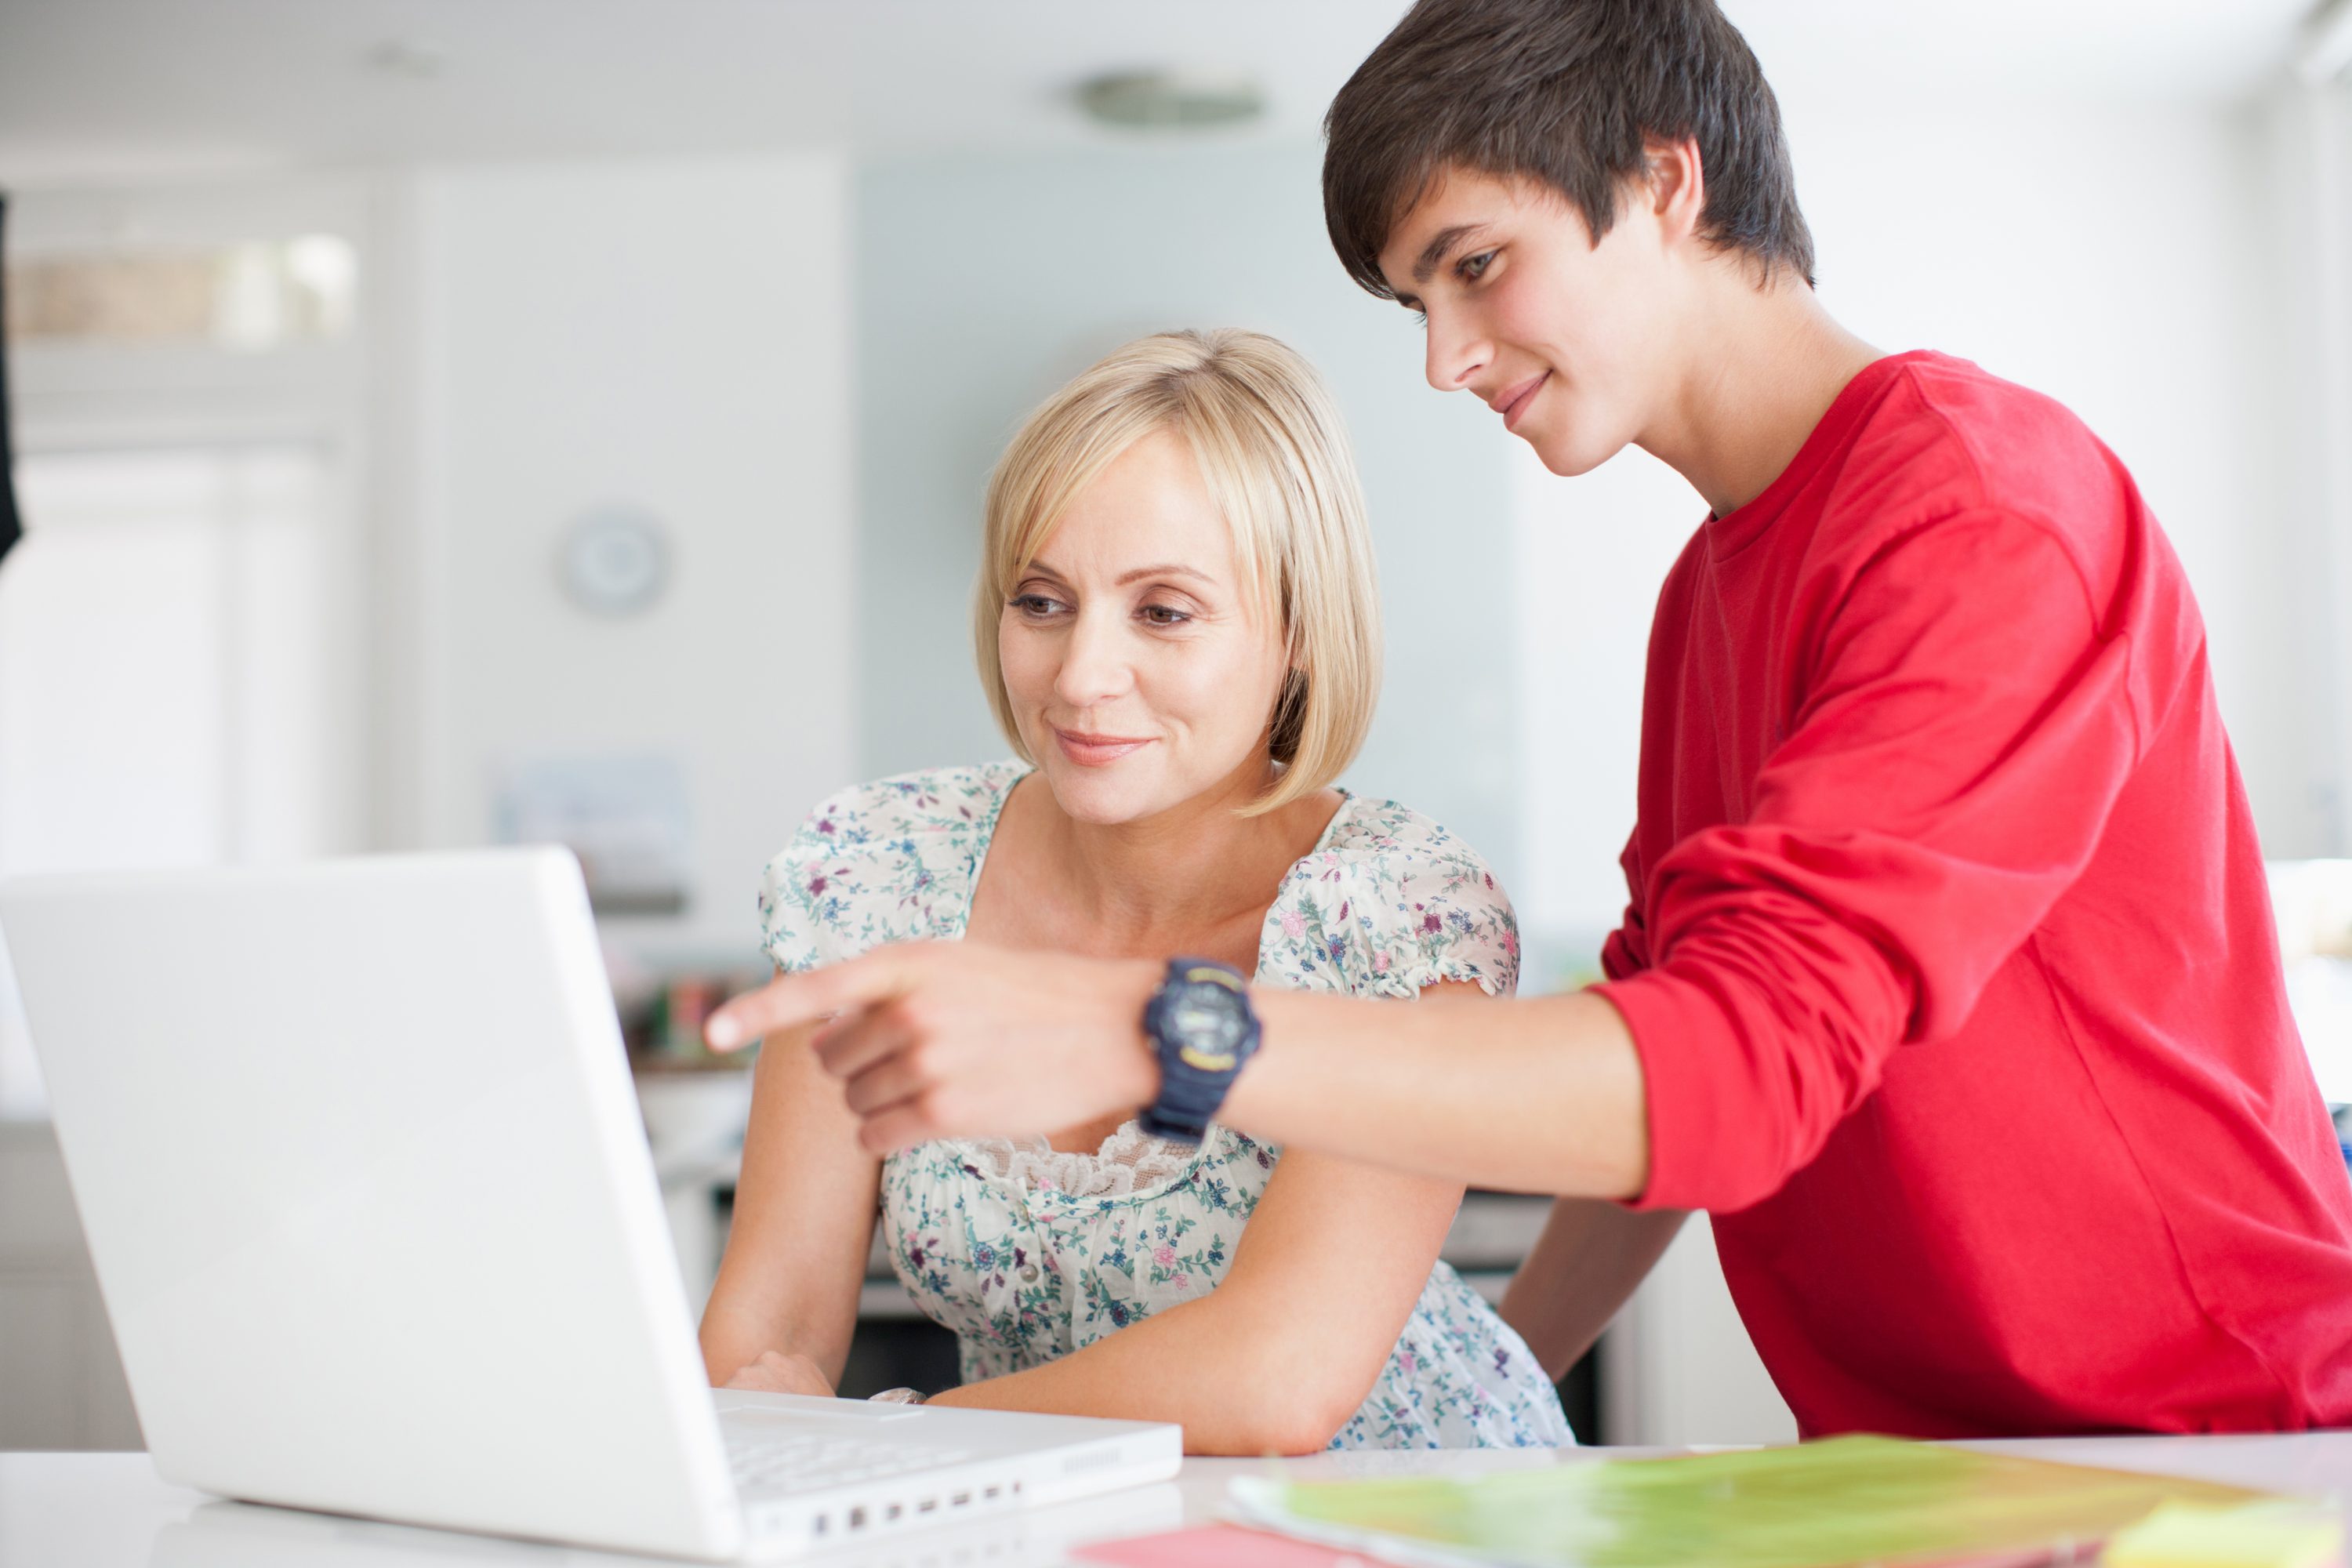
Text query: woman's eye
1139 604 1192 627
1010 593 1064 617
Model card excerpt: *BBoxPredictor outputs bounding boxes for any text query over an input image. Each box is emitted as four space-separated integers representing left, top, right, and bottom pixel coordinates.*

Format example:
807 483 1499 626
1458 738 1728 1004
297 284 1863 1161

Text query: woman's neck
1018 753 1331 948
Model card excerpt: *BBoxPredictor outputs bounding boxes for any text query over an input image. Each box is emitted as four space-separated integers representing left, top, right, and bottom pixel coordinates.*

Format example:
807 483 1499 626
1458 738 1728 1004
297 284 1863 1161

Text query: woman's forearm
924 1286 1369 1454
699 1294 851 1388
1223 988 1652 1198
701 1012 886 1388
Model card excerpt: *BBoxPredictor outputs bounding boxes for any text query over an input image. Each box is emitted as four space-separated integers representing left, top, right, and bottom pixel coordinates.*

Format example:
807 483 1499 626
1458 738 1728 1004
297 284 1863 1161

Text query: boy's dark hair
1323 0 1816 295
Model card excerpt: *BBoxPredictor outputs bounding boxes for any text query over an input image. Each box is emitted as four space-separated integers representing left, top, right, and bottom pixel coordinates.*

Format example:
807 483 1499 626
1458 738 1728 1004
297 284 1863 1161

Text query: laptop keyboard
724 1429 979 1501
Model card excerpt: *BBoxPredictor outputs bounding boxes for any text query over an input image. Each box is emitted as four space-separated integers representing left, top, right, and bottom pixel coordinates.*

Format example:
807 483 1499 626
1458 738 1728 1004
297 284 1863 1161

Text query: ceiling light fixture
366 39 448 81
1076 70 1265 131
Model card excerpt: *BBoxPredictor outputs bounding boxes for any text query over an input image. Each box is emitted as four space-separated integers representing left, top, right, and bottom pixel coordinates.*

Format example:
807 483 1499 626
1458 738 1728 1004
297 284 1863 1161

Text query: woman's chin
1039 759 1169 826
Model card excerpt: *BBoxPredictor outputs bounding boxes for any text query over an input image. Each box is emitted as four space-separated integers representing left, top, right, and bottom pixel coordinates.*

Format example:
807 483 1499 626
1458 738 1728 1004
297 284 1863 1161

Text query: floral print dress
757 760 1571 1450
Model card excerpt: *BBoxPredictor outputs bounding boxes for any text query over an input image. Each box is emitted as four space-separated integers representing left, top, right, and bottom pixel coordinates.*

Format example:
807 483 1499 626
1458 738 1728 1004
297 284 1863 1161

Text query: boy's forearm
1500 1200 1690 1380
1221 988 1653 1200
709 946 1653 1199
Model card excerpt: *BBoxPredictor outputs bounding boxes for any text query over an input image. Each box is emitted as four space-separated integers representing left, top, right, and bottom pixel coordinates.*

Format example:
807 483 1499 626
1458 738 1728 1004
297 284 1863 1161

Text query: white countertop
8 1436 2349 1567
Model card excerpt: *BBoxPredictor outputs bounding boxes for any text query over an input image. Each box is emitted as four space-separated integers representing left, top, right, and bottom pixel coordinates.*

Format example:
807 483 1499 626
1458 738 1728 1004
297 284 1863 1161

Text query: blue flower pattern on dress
758 760 1570 1450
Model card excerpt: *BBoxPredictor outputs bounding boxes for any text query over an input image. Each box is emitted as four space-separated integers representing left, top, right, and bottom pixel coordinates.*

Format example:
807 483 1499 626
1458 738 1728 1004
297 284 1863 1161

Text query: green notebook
1226 1436 2278 1568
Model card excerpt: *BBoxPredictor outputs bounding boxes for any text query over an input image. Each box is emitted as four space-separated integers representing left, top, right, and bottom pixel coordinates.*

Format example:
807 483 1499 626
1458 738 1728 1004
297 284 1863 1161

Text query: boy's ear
1641 136 1708 246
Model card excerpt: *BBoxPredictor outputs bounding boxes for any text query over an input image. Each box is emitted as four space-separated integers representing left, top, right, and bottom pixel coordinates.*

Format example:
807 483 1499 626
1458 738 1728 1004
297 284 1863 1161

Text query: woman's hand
724 1349 839 1398
704 942 1162 1155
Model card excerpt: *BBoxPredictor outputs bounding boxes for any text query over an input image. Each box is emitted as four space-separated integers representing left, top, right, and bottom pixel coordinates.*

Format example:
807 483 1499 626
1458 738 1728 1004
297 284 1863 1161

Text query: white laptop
0 849 1181 1561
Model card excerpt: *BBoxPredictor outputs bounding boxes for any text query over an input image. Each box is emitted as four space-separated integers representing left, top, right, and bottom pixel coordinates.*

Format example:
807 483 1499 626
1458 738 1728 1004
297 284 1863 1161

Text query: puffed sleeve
756 764 1016 974
757 805 854 975
1274 802 1523 1001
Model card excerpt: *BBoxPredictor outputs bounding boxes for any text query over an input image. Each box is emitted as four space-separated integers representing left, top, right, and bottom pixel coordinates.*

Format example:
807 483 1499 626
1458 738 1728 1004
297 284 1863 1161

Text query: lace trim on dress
960 1120 1197 1198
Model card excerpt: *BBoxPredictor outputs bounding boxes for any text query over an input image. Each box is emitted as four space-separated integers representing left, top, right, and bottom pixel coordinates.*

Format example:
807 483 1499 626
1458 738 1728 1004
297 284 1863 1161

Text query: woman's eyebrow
1114 564 1217 587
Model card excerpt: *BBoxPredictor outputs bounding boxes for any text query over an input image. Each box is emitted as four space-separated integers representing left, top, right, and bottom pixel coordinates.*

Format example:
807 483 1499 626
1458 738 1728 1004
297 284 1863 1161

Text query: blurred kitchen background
3 0 2351 1455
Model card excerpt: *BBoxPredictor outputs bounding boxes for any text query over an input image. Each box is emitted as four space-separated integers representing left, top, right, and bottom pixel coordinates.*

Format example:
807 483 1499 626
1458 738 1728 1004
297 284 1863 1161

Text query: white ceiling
0 0 2323 185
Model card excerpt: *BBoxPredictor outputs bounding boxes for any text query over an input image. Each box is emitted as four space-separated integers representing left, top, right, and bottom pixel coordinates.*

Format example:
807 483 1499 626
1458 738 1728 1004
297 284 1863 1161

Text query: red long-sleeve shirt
1592 350 2352 1437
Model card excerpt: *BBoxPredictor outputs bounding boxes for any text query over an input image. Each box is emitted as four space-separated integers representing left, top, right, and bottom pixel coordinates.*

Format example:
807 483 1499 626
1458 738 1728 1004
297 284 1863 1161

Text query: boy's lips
1494 372 1550 431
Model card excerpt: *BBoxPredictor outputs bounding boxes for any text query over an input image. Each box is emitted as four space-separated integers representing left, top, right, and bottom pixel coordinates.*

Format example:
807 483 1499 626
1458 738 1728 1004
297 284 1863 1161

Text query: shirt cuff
1592 967 1745 1214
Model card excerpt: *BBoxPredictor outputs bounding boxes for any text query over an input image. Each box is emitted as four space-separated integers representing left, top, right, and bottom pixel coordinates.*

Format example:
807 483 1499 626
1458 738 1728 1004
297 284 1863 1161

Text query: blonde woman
698 329 1569 1453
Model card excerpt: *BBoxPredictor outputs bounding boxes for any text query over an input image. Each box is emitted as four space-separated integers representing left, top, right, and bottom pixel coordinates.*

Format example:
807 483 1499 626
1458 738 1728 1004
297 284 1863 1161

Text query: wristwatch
1138 957 1262 1145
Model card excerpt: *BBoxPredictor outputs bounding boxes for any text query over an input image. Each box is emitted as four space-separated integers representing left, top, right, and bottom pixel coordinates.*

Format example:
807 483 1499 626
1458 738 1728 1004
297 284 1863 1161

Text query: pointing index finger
704 949 913 1051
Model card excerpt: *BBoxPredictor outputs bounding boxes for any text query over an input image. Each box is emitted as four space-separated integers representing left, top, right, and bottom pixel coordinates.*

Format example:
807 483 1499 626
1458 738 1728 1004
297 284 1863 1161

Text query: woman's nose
1053 608 1134 708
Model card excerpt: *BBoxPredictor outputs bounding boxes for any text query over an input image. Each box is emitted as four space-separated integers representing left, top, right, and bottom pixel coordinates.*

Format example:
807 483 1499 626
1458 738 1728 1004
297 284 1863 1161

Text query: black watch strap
1139 957 1261 1145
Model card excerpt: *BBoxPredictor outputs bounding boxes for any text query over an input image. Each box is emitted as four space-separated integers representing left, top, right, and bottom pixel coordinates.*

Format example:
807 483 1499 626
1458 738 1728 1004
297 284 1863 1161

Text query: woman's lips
1053 727 1155 767
1498 371 1550 432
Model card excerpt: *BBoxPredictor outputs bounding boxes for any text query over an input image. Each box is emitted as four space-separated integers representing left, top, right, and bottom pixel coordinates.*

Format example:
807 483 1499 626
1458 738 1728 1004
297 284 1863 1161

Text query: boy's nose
1425 312 1489 394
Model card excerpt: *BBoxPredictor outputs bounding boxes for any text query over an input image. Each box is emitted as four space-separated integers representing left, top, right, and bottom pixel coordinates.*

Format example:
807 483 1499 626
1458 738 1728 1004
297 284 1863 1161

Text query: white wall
401 154 855 963
1514 441 1698 960
2267 76 2352 852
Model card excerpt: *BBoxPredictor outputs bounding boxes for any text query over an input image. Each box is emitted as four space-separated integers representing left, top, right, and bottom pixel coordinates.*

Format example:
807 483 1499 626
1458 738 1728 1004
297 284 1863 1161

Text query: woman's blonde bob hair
975 329 1382 817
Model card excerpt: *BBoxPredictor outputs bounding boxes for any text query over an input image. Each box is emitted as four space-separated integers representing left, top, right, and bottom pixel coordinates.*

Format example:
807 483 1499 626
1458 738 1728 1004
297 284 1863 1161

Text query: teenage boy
708 0 2352 1436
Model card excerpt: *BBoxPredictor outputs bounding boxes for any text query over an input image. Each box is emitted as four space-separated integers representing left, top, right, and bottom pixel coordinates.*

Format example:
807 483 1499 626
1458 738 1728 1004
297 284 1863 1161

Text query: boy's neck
1641 269 1883 520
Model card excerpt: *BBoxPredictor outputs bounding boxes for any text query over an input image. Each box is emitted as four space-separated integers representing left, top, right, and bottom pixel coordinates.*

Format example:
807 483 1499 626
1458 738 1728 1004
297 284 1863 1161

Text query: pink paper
1074 1523 1381 1567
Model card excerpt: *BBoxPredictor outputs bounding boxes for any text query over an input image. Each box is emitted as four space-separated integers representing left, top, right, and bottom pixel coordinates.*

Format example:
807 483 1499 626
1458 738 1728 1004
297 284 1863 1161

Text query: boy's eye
1457 249 1496 281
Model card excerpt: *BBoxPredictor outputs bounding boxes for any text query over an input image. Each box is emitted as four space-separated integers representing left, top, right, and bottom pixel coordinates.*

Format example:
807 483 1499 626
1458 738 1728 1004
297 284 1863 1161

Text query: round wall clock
557 506 671 618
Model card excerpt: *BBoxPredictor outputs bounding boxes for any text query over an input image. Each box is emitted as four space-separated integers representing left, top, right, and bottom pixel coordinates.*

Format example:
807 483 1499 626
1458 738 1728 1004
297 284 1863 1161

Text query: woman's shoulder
1265 793 1520 1000
1306 794 1504 889
789 761 1029 851
758 760 1027 969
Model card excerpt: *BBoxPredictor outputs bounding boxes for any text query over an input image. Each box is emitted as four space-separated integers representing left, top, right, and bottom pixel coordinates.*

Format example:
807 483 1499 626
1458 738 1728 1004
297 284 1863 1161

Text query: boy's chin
1524 424 1624 479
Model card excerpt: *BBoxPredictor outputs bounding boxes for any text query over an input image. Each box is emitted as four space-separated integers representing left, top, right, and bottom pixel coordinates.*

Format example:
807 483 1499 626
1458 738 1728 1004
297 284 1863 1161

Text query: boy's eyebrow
1412 223 1491 285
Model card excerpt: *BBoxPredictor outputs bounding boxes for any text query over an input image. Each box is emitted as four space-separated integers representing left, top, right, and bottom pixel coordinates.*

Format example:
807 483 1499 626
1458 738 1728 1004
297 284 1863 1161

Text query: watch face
1171 987 1248 1071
